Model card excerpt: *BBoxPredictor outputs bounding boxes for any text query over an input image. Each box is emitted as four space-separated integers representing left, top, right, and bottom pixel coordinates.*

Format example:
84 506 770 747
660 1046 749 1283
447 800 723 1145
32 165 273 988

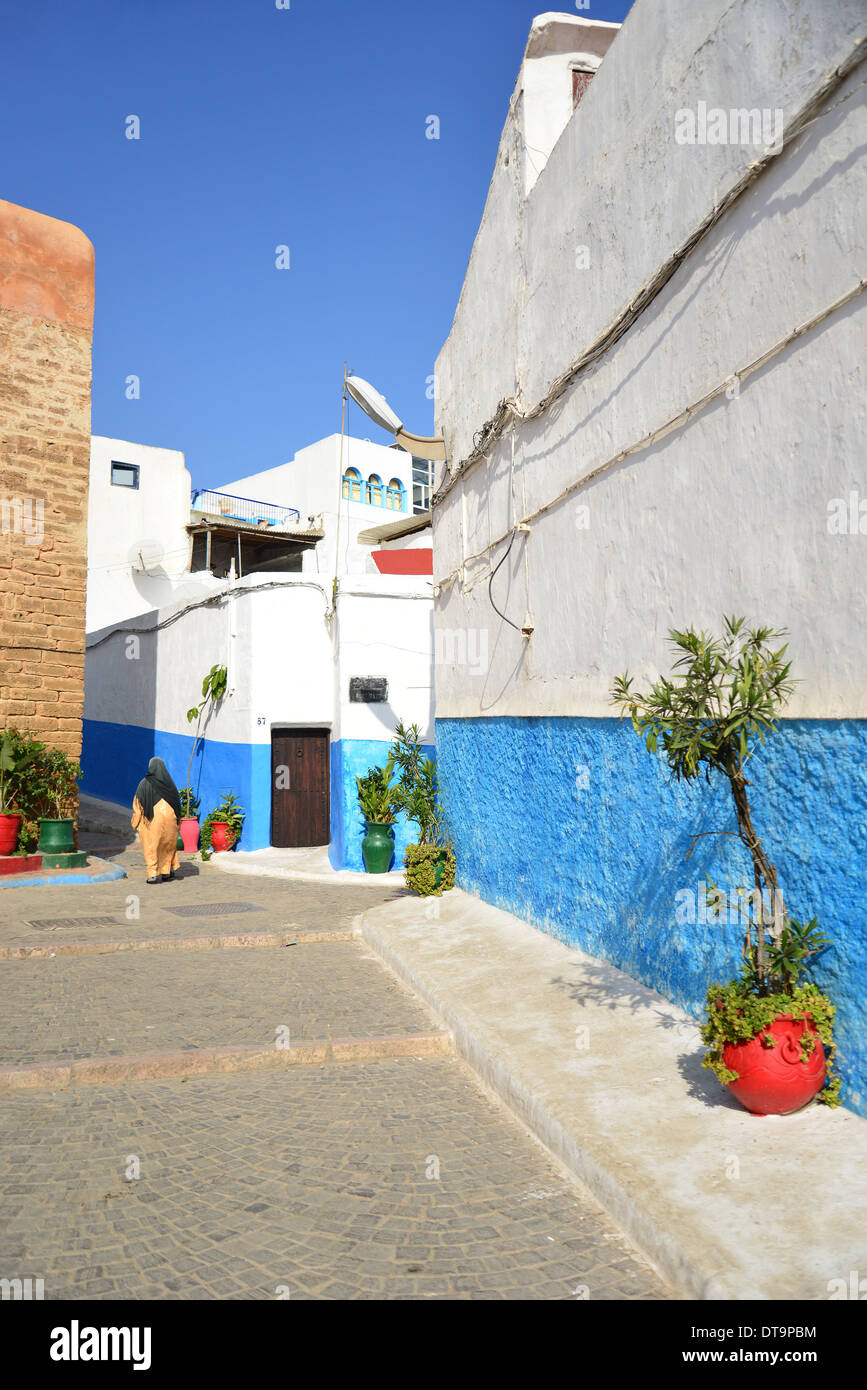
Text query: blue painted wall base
82 721 435 875
82 720 271 852
436 715 867 1116
329 738 436 873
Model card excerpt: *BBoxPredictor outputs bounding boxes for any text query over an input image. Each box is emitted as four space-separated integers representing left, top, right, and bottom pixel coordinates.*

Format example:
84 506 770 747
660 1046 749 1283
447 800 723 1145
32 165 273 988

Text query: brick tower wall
0 199 95 763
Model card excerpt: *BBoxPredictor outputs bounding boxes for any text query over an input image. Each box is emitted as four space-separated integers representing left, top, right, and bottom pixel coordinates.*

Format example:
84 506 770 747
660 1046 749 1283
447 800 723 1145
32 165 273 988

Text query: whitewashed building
83 432 433 868
431 6 867 1109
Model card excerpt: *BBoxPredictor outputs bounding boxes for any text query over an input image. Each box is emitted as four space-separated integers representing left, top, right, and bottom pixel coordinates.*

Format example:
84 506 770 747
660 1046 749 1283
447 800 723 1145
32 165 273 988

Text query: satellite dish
345 375 403 435
128 539 165 572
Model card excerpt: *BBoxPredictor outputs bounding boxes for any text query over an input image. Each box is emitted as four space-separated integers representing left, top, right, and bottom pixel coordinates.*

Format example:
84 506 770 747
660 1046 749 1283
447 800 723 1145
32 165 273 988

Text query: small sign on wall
350 676 388 703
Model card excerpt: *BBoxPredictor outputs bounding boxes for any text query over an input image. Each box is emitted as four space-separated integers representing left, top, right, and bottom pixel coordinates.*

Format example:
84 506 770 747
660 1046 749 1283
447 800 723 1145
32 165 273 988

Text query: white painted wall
520 14 621 195
336 578 435 743
222 434 413 580
87 431 417 637
87 436 210 631
84 573 432 747
433 0 867 721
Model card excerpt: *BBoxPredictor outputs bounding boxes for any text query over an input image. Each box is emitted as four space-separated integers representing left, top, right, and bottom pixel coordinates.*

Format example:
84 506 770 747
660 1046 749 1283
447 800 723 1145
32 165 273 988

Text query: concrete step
0 1031 452 1091
361 887 867 1301
0 926 357 960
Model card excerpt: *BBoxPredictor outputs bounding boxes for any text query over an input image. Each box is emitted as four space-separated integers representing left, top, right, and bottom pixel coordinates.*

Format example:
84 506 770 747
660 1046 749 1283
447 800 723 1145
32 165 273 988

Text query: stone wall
0 200 95 761
431 0 867 1111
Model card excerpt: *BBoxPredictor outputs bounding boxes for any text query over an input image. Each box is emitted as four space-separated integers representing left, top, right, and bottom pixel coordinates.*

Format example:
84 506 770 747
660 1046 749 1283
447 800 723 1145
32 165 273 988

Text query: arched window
367 473 383 506
386 478 406 511
342 467 362 502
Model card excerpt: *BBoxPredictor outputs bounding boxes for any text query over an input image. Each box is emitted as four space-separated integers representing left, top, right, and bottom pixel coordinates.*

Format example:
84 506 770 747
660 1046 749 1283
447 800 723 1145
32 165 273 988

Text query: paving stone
0 1058 671 1300
0 939 438 1067
0 857 672 1301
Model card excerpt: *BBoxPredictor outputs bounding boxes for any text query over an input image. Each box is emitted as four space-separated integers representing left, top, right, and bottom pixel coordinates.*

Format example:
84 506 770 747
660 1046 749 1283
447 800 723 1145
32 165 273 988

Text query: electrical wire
432 37 867 509
85 574 431 651
435 276 865 590
487 530 521 631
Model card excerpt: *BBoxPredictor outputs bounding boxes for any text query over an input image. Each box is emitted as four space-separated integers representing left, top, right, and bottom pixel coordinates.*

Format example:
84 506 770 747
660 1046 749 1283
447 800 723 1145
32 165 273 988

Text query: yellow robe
131 797 180 878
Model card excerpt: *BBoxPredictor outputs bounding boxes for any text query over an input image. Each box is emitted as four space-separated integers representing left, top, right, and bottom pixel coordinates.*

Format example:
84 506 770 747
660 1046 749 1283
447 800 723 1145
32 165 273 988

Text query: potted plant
0 731 32 854
356 756 397 874
35 745 82 856
179 789 201 852
390 721 455 896
200 791 245 856
612 617 840 1114
182 664 227 848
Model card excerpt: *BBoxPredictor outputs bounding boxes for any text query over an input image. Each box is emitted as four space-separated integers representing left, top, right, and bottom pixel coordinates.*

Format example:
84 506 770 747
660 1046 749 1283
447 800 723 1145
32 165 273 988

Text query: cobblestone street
0 836 671 1300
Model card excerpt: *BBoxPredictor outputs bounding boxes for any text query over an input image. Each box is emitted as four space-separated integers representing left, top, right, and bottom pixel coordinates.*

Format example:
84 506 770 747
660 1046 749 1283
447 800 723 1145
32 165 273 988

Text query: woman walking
131 756 183 884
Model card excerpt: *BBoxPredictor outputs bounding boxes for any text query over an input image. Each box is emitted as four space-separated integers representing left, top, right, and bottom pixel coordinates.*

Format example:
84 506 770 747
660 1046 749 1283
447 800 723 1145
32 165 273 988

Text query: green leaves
199 790 245 854
0 731 35 813
188 666 228 725
701 978 841 1106
766 916 831 987
356 756 397 825
610 618 796 785
610 617 815 996
390 721 443 845
186 666 229 786
0 729 80 820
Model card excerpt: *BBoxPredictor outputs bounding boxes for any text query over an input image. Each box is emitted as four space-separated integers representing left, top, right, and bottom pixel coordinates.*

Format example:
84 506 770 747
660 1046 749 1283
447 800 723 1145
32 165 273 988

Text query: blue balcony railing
191 489 301 528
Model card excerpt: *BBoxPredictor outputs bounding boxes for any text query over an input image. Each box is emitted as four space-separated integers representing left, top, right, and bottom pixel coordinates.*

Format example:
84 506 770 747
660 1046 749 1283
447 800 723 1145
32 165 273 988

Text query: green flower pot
37 817 75 854
433 848 448 889
362 821 394 874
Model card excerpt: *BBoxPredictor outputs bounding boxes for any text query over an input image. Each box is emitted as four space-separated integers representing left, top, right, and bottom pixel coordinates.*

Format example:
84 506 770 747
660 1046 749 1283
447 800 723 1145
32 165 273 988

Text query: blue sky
2 0 631 491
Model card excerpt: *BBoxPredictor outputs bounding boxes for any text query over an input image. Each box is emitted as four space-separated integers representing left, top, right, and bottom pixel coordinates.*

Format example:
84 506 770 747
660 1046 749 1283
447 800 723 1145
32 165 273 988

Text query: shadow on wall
81 616 267 846
436 714 867 1117
81 615 159 809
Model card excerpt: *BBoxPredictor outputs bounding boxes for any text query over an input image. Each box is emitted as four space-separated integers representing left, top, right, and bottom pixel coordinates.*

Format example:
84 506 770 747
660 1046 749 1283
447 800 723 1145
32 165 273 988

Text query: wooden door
271 728 330 847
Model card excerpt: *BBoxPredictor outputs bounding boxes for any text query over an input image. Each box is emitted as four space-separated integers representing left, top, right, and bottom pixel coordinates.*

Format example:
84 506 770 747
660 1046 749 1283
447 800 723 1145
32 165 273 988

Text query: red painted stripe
371 548 433 575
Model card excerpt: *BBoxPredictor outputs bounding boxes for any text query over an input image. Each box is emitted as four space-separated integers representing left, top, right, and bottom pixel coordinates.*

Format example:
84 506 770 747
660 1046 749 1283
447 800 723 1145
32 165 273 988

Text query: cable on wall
434 276 867 591
85 574 433 652
486 530 521 632
431 37 867 510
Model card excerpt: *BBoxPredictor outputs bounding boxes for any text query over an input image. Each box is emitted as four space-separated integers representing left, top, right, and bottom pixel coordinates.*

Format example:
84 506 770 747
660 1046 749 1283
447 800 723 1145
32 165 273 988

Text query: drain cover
162 903 264 918
27 916 120 930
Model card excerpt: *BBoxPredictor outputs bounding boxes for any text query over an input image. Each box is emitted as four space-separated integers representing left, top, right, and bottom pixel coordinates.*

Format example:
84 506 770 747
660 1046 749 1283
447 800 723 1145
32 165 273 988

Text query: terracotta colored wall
0 200 94 762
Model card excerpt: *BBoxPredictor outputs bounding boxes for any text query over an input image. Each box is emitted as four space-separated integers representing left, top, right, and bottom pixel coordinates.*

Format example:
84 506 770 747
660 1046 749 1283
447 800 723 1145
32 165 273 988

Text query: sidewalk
360 888 867 1301
0 837 670 1299
79 795 404 886
213 846 405 887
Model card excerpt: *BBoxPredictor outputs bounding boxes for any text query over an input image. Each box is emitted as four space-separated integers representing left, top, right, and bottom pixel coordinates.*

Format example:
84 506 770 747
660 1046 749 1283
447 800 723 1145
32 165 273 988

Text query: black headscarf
134 757 182 822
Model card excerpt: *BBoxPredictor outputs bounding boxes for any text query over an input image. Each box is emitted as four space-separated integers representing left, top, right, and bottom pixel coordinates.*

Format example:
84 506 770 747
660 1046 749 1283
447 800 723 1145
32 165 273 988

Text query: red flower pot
179 817 200 852
209 822 236 853
0 813 21 855
722 1014 826 1116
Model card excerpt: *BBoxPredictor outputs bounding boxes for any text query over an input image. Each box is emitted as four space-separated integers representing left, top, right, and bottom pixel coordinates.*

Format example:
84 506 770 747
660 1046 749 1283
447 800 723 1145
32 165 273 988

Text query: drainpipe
226 557 236 699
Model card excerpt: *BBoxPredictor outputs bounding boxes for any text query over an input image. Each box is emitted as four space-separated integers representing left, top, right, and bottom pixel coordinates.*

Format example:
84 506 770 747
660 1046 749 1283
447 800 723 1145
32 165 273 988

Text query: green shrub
404 844 455 898
1 729 81 851
200 791 245 859
356 756 397 824
701 977 840 1106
